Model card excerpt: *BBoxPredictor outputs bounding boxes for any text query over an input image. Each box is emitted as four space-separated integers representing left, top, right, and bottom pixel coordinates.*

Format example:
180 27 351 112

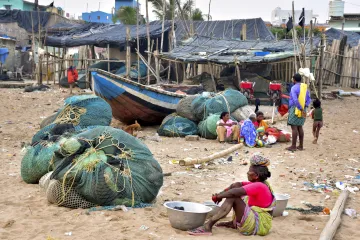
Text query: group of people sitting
216 111 270 147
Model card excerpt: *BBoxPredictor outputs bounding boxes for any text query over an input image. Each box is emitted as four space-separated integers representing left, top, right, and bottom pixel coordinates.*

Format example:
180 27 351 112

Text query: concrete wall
0 38 16 71
109 48 136 62
0 0 23 9
82 11 112 24
329 19 360 32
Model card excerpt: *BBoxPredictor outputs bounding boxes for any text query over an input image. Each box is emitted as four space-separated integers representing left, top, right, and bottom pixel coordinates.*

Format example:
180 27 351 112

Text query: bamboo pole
53 47 56 84
136 0 140 82
57 48 60 85
310 20 313 73
319 34 325 98
107 44 110 72
292 1 298 71
30 11 36 81
155 50 160 83
208 62 217 92
146 0 151 85
160 0 166 54
175 62 179 84
46 46 49 84
319 190 350 240
179 144 242 166
126 27 131 77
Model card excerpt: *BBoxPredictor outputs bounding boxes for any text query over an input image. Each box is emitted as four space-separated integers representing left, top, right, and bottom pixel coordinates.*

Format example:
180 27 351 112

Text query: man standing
67 66 78 94
286 73 311 151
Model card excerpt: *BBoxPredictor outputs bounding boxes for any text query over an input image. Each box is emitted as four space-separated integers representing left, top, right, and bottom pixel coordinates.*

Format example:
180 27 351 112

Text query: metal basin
164 201 212 231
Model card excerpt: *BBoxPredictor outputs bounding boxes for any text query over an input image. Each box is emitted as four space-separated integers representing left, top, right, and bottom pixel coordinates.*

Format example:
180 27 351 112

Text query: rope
53 105 87 126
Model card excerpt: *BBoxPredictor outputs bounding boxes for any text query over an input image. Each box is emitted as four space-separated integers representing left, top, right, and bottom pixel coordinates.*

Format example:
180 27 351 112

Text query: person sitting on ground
240 113 257 147
311 98 323 144
253 111 269 131
216 112 239 144
188 154 275 236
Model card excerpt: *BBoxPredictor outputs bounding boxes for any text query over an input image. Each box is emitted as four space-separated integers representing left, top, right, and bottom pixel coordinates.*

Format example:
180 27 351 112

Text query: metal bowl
203 201 221 219
164 201 212 231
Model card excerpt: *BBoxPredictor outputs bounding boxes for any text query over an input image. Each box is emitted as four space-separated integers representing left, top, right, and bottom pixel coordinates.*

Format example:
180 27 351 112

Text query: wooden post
57 48 60 85
335 36 347 85
292 1 298 71
242 24 247 41
126 27 131 77
59 48 65 86
91 45 96 60
234 56 241 87
39 55 43 85
167 61 171 82
310 20 313 73
207 62 217 92
53 47 56 84
154 50 160 83
160 0 166 53
107 44 110 72
30 11 36 80
146 0 151 85
46 46 49 84
136 0 140 82
319 190 350 240
182 62 186 82
175 62 179 84
318 34 325 98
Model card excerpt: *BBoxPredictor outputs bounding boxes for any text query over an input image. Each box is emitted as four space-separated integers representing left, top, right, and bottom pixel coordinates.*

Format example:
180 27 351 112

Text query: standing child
311 99 323 144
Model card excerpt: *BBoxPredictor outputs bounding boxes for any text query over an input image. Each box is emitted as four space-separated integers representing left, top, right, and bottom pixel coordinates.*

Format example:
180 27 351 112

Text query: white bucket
273 193 290 217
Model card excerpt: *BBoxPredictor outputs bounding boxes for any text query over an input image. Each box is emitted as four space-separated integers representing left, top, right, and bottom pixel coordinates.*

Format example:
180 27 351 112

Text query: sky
38 0 360 22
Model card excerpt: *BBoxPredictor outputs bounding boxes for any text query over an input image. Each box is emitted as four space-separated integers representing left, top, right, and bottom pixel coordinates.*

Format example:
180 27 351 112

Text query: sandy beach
0 87 359 240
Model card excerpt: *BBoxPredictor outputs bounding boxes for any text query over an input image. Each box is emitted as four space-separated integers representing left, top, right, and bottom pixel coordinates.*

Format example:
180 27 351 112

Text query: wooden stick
126 27 131 77
53 47 56 84
179 144 242 166
208 62 217 92
319 190 350 240
136 0 140 82
146 0 151 85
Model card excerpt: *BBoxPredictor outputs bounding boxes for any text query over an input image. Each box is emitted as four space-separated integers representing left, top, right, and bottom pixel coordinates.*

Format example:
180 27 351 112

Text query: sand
0 87 359 240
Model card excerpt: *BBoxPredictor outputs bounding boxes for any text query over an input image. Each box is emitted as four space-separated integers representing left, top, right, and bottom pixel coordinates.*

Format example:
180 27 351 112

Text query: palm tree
114 6 138 25
150 0 198 21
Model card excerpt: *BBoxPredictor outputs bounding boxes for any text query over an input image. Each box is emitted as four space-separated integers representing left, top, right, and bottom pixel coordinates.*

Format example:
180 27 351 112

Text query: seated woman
253 111 269 131
216 112 239 144
189 154 275 236
241 113 266 147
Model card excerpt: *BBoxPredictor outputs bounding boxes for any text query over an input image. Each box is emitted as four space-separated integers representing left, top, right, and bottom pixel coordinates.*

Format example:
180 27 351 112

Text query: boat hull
91 70 184 125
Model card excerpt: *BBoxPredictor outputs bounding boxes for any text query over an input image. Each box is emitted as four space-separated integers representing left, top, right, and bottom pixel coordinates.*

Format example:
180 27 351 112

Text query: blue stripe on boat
92 72 181 105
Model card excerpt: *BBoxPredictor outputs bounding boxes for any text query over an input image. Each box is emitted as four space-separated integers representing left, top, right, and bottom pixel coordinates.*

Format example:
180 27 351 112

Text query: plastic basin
273 193 290 217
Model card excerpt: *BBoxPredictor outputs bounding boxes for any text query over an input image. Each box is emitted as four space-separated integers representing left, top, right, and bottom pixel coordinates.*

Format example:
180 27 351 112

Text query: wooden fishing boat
90 69 187 125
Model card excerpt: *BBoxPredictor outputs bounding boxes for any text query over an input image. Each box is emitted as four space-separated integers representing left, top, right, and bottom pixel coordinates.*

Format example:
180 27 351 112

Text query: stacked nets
198 114 221 139
49 126 163 207
158 114 198 137
21 124 91 184
191 90 247 121
231 105 255 121
32 95 112 144
176 95 198 122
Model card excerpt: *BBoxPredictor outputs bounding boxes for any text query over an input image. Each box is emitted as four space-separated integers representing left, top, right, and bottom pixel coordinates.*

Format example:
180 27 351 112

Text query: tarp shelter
325 28 360 48
150 18 275 43
161 35 310 64
44 23 172 52
0 10 51 33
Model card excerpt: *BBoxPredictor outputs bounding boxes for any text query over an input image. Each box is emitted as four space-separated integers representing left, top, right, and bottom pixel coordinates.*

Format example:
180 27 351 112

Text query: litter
353 130 359 134
282 211 289 217
139 225 149 231
344 209 357 218
64 232 72 236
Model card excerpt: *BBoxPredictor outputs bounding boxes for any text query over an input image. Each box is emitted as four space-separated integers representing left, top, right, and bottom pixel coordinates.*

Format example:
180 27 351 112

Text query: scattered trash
325 195 331 200
147 133 161 142
194 164 202 169
64 232 72 236
140 225 149 231
227 156 233 162
353 130 359 134
282 211 289 217
169 160 179 165
344 209 357 218
323 207 331 215
279 174 286 178
287 203 328 215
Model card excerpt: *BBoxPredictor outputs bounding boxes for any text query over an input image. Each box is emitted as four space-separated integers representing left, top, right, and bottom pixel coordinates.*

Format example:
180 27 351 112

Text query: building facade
0 0 56 12
328 1 360 33
82 11 112 24
271 7 318 26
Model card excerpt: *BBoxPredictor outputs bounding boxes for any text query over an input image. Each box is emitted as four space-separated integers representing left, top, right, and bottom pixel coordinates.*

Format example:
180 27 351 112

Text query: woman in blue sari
241 114 257 147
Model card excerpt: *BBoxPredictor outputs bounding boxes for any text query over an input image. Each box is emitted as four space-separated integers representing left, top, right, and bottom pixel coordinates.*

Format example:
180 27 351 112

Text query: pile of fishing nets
47 126 163 208
191 89 248 121
158 114 198 137
231 106 255 122
116 61 147 79
32 95 112 144
22 95 113 184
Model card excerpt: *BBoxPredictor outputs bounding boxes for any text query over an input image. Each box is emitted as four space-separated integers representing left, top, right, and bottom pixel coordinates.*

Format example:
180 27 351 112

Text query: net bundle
231 105 255 121
158 114 198 137
198 114 221 139
176 95 198 122
32 95 112 144
191 90 248 121
50 126 163 207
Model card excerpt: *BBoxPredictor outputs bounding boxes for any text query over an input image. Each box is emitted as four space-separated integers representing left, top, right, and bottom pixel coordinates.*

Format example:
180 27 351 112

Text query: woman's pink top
241 182 273 208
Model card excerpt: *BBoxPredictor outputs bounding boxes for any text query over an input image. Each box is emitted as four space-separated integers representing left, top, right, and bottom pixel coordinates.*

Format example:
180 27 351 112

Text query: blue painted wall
115 0 138 12
82 11 112 24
